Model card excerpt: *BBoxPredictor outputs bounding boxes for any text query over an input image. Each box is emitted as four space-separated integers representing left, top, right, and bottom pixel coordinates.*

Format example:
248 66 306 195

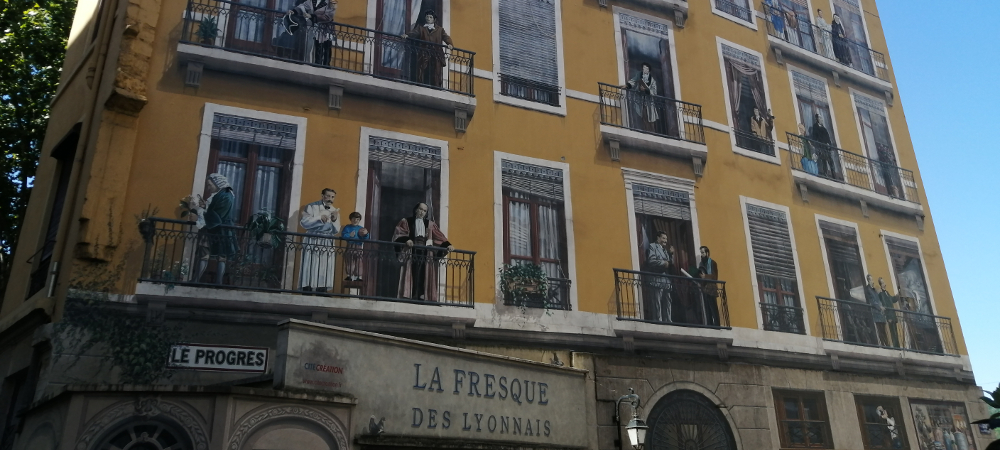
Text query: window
713 0 753 23
883 235 943 353
791 70 836 146
853 92 902 198
818 220 864 301
745 202 804 334
908 401 976 450
855 396 908 450
207 114 296 226
773 390 833 449
831 0 874 74
768 0 814 51
497 0 561 107
28 125 79 298
373 0 443 77
617 12 679 137
720 43 774 157
502 159 569 309
364 136 443 298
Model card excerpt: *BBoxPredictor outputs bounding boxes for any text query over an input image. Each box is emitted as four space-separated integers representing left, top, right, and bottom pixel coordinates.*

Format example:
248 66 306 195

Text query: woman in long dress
815 8 836 59
831 14 853 65
625 62 662 134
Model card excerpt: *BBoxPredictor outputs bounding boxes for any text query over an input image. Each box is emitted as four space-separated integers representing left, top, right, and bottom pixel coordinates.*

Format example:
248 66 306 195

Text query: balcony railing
499 74 560 106
786 133 919 204
598 83 706 145
139 218 475 307
760 302 805 334
762 5 889 82
502 277 572 311
613 269 731 328
181 0 475 95
715 0 753 22
735 129 775 156
817 296 958 356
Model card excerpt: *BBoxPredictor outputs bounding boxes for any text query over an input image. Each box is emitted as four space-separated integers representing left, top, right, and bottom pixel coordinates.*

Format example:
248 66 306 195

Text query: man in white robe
299 188 339 292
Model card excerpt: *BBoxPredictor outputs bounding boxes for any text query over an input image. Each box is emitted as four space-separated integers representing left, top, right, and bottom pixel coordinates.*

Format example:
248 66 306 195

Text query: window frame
849 88 902 166
786 64 841 147
206 139 294 226
711 0 758 30
716 38 780 165
773 389 834 449
621 168 699 274
814 215 868 300
854 395 909 450
502 189 568 274
490 0 567 116
878 230 938 317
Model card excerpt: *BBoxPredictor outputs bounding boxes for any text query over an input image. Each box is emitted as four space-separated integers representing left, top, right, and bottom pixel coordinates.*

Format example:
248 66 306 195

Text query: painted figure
695 246 720 326
625 62 661 133
750 108 773 140
300 188 340 292
341 211 370 281
643 231 675 322
404 9 453 88
765 0 785 39
831 14 853 65
393 202 453 301
784 9 800 46
815 9 836 59
283 0 337 65
876 406 903 449
810 113 839 179
864 274 888 346
191 173 237 285
878 277 901 348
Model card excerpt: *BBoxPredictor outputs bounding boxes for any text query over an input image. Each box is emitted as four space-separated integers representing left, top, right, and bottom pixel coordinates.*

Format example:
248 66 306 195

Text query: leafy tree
0 0 76 297
976 384 1000 449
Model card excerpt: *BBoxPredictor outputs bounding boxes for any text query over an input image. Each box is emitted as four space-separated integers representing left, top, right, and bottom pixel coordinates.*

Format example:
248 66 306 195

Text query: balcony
734 129 775 157
501 277 572 311
598 83 708 171
786 133 922 215
817 296 958 356
138 218 475 309
760 302 805 334
613 269 730 329
178 0 476 119
762 5 891 95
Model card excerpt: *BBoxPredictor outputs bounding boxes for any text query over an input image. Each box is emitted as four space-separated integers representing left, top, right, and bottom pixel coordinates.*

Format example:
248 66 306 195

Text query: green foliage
244 210 285 248
0 0 76 295
57 299 179 384
975 384 1000 430
195 16 218 43
499 263 549 307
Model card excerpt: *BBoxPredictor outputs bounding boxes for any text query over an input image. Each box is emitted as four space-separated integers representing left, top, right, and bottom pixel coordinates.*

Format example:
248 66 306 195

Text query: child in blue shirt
341 212 369 281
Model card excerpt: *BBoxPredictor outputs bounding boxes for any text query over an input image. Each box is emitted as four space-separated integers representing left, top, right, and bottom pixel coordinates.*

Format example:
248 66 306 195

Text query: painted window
618 12 678 136
373 0 443 76
364 136 442 298
773 390 834 449
792 70 836 146
746 204 804 334
818 220 863 301
633 184 694 275
908 401 977 450
854 396 909 450
498 0 560 106
854 93 903 197
721 44 774 155
831 0 874 73
713 0 752 23
884 237 930 315
767 0 815 51
207 113 296 226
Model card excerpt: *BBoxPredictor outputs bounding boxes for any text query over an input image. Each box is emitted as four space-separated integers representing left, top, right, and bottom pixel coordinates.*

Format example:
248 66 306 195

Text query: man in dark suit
695 246 720 326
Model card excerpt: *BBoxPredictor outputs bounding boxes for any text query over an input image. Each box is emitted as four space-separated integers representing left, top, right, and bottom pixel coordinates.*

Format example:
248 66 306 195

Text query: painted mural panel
855 396 908 450
909 400 976 450
721 44 773 155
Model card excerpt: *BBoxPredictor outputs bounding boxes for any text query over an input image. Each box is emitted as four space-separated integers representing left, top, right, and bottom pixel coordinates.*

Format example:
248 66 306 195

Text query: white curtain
234 0 267 43
538 204 561 278
217 161 246 221
380 0 407 69
507 197 531 258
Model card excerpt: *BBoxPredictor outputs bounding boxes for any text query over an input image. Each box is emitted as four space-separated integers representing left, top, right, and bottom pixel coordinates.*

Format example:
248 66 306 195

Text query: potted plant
499 263 549 307
195 16 219 45
245 211 286 248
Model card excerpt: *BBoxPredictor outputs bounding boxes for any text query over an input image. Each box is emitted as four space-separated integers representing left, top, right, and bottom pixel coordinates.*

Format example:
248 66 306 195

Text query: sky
878 1 999 391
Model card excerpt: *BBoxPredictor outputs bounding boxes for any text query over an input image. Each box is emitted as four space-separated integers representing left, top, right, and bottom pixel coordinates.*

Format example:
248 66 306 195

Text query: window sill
711 6 757 31
732 144 781 165
619 0 689 25
176 42 477 117
791 169 923 216
493 91 567 116
600 124 708 162
767 35 893 95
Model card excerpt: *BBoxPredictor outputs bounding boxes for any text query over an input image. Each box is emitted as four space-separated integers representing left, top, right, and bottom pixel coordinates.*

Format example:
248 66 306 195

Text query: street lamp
615 388 648 450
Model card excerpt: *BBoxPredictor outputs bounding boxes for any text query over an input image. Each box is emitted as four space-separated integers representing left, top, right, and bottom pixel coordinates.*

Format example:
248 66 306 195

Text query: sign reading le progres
167 343 268 373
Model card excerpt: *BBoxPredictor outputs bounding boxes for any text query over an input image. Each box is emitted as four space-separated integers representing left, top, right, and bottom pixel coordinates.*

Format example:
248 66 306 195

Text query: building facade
0 0 990 449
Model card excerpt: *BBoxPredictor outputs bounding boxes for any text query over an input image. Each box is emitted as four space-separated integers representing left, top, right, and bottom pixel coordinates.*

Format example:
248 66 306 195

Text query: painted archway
645 389 737 450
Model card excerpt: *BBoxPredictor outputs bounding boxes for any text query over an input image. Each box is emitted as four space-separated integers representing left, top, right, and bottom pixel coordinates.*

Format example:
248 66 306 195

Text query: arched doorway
645 389 737 450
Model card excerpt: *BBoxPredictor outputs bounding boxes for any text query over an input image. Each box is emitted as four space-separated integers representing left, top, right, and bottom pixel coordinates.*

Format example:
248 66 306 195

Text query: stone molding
227 405 349 450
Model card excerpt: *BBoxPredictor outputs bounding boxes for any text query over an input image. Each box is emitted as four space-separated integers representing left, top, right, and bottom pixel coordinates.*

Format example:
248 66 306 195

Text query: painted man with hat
403 9 453 88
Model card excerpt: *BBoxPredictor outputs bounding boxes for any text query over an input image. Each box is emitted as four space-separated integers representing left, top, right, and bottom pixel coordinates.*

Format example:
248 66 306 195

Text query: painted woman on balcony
625 62 662 134
403 10 453 88
283 0 337 65
815 9 836 59
393 202 453 301
191 173 237 285
831 14 853 65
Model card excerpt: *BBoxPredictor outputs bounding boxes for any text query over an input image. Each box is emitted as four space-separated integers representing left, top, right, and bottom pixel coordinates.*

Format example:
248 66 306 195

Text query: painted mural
910 400 976 450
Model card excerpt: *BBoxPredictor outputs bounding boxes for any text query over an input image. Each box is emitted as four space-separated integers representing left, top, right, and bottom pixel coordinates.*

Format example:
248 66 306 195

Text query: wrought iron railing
715 0 753 22
614 269 730 328
735 129 775 156
762 4 889 82
499 74 560 106
139 218 475 307
760 302 805 334
817 296 958 355
501 277 572 311
786 133 919 204
598 83 706 145
181 0 475 95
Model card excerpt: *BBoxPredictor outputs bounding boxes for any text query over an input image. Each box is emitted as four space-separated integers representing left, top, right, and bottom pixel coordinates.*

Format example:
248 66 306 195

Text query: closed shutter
792 71 828 104
368 136 442 170
502 160 564 201
819 221 861 266
632 184 691 221
498 0 559 91
746 204 797 281
212 114 297 149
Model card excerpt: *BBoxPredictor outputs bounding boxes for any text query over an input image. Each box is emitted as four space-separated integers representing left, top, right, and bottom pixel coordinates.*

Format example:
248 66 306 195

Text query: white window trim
739 196 811 335
716 37 781 165
621 168 699 273
878 230 939 317
193 103 307 227
814 215 868 299
366 0 452 33
611 6 682 100
786 63 842 146
490 0 568 116
354 127 451 235
711 0 758 31
493 151 577 310
848 87 902 167
826 0 874 53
